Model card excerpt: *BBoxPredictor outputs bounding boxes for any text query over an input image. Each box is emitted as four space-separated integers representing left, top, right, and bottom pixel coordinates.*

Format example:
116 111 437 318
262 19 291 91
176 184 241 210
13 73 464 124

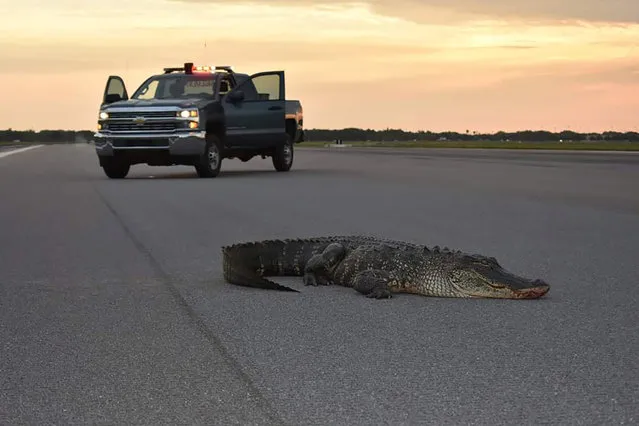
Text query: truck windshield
131 74 217 100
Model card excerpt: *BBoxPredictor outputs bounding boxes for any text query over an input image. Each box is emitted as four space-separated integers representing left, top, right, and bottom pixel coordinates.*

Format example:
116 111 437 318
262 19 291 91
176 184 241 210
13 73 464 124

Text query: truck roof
163 63 233 74
157 62 249 85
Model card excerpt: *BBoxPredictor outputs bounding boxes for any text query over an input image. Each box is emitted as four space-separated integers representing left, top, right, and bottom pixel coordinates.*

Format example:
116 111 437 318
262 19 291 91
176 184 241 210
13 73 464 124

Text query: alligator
221 235 550 299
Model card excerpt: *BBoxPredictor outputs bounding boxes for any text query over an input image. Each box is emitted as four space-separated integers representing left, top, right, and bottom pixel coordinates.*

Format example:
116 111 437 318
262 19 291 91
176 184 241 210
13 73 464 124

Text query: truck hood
103 98 210 109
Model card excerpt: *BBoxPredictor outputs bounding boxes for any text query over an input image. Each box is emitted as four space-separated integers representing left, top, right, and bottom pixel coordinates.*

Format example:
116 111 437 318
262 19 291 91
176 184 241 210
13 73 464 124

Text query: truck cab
94 63 304 178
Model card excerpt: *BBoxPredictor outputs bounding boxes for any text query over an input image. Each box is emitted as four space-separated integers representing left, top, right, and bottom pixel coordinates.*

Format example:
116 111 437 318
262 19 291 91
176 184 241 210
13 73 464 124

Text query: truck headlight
178 109 198 118
99 111 109 120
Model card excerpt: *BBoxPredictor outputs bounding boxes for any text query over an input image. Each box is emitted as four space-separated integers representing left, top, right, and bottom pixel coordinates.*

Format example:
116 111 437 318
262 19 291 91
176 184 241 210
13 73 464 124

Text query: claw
365 289 392 299
303 273 318 286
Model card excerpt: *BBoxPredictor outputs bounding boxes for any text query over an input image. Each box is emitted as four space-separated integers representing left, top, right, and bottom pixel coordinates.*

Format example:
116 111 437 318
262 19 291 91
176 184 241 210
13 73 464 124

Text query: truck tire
272 134 294 172
102 158 130 179
195 134 222 178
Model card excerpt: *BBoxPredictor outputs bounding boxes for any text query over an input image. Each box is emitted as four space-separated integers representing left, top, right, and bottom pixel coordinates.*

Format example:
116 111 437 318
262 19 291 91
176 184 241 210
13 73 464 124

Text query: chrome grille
108 111 176 119
108 121 178 132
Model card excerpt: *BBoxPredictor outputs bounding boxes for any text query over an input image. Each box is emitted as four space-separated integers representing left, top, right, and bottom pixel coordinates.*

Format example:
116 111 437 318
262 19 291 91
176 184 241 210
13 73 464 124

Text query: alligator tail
221 238 330 292
223 258 299 292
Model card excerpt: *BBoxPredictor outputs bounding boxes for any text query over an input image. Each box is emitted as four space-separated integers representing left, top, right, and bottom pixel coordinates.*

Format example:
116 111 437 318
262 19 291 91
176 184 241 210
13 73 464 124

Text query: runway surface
1 143 637 425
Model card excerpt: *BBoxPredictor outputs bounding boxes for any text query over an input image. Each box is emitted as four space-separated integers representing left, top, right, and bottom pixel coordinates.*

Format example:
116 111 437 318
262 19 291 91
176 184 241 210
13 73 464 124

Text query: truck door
223 71 286 148
102 75 129 106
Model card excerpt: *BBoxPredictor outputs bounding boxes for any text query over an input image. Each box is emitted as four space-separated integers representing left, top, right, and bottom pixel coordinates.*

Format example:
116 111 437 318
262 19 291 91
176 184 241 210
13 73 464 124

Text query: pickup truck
94 63 304 178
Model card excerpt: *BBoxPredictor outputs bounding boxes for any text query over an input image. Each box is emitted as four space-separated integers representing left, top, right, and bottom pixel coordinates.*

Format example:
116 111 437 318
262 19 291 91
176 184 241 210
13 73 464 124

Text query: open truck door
223 71 286 148
102 75 129 106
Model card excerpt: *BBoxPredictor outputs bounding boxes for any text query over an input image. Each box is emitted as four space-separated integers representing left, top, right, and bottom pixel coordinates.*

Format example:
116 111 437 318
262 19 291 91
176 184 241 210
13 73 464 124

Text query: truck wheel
195 134 222 178
272 135 294 172
102 158 130 179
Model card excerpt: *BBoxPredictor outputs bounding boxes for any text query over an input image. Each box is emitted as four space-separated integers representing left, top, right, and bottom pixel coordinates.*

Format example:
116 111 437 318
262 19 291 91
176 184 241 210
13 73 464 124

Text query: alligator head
445 252 550 299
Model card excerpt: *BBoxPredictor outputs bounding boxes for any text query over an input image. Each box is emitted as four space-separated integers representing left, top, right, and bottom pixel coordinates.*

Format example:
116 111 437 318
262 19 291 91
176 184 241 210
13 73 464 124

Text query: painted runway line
0 144 44 159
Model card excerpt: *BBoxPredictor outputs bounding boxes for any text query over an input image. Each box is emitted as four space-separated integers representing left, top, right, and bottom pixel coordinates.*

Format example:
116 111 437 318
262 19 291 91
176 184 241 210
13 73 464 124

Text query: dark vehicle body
94 63 304 178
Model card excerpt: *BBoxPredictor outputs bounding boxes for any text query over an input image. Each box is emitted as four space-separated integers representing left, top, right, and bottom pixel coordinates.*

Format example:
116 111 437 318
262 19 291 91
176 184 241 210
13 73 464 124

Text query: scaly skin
221 236 550 299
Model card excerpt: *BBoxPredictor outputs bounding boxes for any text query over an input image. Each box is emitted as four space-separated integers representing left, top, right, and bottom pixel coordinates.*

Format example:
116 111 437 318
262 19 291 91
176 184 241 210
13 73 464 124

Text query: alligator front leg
352 269 394 299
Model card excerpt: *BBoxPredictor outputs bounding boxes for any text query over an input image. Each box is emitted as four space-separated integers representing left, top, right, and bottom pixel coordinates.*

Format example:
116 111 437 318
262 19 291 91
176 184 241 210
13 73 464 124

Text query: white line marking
0 145 44 159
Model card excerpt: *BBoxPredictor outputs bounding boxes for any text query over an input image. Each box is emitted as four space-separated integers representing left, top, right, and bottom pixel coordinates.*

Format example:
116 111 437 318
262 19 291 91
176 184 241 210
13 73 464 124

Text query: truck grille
108 121 178 132
108 111 176 119
111 138 170 148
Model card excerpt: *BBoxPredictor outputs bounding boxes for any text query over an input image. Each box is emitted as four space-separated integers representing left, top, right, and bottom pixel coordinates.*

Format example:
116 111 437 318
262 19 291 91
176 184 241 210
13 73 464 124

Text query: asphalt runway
1 144 637 425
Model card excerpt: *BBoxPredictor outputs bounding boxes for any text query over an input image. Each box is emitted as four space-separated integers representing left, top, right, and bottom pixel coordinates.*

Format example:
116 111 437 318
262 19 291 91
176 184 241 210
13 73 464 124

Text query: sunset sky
1 0 638 132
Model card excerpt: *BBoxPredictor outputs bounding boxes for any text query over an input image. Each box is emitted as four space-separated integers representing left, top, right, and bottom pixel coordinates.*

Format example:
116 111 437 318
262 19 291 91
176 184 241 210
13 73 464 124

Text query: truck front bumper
93 131 206 156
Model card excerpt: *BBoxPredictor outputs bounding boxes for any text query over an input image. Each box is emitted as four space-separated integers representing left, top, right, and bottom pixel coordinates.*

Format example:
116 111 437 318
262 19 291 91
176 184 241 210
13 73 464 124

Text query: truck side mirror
228 90 244 103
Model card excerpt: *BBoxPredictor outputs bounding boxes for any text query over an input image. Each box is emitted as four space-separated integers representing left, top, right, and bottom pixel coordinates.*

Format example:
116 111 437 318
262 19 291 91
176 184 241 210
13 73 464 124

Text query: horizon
3 127 637 137
1 0 638 133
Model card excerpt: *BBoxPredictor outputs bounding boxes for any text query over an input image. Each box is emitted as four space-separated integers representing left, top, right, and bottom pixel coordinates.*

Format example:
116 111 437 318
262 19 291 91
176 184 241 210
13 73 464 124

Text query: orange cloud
171 0 639 23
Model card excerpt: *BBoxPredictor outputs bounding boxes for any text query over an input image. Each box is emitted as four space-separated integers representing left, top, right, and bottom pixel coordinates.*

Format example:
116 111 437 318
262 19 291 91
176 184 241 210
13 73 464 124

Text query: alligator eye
489 282 506 289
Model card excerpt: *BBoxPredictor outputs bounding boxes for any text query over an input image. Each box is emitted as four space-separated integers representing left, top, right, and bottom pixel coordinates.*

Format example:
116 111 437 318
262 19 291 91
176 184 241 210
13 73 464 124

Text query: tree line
304 128 639 142
1 128 639 143
0 129 95 143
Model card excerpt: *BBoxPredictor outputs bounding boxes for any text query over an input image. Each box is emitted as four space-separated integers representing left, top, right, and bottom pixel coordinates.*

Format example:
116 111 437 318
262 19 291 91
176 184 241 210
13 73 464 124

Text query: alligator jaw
464 284 550 299
511 281 550 299
458 271 551 299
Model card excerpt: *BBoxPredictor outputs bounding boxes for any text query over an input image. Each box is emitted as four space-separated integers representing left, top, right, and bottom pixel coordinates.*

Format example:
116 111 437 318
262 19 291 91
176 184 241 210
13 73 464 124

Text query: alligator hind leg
352 269 394 299
303 254 332 286
303 243 346 286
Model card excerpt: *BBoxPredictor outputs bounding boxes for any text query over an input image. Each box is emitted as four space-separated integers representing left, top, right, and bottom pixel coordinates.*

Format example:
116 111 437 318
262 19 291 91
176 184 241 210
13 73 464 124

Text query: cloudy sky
1 0 638 132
